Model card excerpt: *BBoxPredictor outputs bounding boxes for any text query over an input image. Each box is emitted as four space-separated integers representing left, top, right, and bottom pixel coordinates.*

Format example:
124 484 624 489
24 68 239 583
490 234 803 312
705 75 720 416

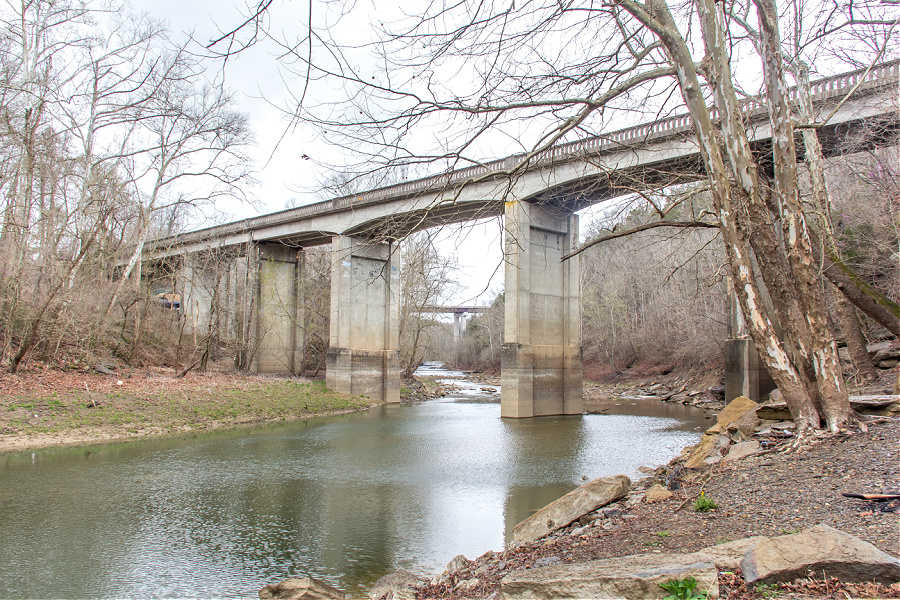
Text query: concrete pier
501 200 582 418
250 242 304 374
724 286 776 402
326 236 401 403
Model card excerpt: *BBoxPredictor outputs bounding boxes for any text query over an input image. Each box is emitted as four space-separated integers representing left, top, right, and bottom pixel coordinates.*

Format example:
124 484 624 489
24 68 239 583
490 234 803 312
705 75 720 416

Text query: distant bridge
419 305 490 339
150 61 899 418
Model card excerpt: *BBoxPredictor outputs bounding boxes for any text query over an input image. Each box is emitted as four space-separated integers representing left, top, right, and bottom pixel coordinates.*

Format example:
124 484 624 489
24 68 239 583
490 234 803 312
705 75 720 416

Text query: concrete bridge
420 305 490 340
148 61 899 418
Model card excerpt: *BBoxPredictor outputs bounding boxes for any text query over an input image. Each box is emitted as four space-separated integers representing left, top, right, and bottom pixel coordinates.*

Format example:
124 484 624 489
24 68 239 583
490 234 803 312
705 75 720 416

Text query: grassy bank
0 368 379 453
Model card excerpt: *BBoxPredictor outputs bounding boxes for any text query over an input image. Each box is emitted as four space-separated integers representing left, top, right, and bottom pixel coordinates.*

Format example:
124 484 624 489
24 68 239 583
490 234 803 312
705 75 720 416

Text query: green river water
0 365 708 598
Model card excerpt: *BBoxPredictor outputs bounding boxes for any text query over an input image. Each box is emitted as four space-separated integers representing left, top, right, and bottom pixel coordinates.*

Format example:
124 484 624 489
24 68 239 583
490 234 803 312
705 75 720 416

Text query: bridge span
150 62 898 418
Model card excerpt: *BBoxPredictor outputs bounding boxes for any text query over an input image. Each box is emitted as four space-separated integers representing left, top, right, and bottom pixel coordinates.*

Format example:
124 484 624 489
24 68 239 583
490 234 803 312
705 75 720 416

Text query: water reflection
0 373 706 598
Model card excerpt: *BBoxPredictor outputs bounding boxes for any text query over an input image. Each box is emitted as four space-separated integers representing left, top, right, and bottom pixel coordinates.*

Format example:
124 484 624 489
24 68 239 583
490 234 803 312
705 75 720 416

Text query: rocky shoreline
363 396 900 600
261 387 899 600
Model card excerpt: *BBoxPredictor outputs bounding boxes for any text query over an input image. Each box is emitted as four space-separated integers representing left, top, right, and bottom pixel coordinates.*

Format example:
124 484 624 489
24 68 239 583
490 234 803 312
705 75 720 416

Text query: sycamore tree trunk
618 0 857 432
753 0 850 430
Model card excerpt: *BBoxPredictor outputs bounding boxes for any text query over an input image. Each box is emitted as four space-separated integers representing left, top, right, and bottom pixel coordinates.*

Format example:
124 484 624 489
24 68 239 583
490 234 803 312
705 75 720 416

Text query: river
0 365 708 598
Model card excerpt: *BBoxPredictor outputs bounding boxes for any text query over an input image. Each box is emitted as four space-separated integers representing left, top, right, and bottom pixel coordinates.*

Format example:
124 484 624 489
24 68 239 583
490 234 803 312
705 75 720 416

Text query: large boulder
259 577 345 600
368 569 419 600
512 475 631 543
499 553 718 599
741 524 900 584
685 396 759 469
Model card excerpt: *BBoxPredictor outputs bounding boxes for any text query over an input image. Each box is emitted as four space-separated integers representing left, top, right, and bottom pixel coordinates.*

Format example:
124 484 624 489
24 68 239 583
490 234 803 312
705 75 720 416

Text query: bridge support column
248 242 304 374
180 253 210 336
724 282 776 403
326 236 400 403
501 200 582 418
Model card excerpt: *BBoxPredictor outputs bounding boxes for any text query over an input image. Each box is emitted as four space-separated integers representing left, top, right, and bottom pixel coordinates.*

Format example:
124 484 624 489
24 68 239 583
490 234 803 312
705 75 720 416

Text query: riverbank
408 417 899 600
0 367 380 454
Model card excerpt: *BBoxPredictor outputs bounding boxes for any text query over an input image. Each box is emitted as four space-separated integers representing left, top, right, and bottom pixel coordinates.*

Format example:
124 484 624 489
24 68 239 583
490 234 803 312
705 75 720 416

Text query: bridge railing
156 60 898 250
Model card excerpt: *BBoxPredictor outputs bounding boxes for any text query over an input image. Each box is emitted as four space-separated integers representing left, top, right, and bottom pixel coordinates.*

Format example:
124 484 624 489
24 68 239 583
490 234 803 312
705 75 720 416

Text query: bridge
419 305 490 340
150 61 899 418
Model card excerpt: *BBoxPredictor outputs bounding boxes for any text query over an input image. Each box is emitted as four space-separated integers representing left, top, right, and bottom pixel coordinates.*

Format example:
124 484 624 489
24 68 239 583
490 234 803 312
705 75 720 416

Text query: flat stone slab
512 475 631 543
723 440 760 462
499 553 718 599
741 524 900 584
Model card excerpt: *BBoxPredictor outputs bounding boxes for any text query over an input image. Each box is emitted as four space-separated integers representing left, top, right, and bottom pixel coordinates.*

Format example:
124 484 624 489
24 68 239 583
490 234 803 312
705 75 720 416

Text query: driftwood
842 493 900 501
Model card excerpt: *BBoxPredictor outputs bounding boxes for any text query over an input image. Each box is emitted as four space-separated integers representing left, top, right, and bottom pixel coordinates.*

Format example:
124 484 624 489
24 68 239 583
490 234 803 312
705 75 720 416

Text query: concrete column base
501 343 583 418
326 347 400 403
724 338 777 403
250 243 302 375
502 200 582 419
326 236 400 404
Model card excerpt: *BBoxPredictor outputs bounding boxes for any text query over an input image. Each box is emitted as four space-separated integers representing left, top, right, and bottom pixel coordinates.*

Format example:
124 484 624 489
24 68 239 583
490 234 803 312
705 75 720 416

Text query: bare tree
0 0 255 371
399 231 459 377
102 48 255 329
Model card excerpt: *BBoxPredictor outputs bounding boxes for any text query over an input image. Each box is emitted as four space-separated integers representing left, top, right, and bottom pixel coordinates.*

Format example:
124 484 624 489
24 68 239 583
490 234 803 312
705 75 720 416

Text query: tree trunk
834 289 878 382
754 0 850 430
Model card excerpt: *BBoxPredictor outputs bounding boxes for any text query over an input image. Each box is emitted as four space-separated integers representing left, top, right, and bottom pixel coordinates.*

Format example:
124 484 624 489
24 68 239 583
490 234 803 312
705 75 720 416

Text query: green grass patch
1 377 374 440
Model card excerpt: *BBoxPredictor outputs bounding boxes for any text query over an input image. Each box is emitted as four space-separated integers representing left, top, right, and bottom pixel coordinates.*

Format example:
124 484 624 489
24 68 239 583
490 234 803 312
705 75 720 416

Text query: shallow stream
0 364 708 598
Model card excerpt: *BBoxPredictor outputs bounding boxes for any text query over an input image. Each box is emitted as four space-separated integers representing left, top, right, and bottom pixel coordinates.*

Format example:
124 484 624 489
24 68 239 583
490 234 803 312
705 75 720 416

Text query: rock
499 553 718 599
686 396 759 469
260 577 346 600
686 434 730 469
94 363 116 376
637 465 655 474
644 484 673 503
872 347 900 362
729 409 760 441
741 524 900 584
578 512 604 526
368 569 419 600
706 396 760 434
534 556 561 568
446 554 471 574
622 492 644 507
512 475 631 543
722 440 761 462
877 358 899 368
455 578 481 592
690 537 768 570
